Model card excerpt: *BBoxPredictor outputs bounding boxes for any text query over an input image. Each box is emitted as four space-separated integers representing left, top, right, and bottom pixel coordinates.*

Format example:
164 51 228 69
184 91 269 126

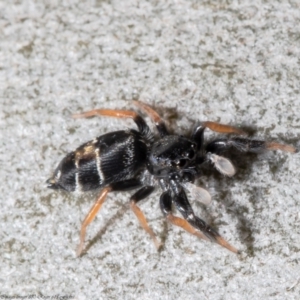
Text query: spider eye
172 159 187 168
188 149 195 159
179 159 187 167
182 149 195 159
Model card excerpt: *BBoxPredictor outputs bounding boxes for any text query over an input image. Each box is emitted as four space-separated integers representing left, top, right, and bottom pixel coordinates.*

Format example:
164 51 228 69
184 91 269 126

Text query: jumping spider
47 101 296 256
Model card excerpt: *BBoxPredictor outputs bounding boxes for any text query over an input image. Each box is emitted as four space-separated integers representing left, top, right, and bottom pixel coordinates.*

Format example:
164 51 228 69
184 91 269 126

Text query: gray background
1 1 300 299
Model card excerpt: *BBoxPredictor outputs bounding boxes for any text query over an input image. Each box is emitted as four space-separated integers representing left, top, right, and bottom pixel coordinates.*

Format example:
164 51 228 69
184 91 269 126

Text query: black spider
47 101 296 256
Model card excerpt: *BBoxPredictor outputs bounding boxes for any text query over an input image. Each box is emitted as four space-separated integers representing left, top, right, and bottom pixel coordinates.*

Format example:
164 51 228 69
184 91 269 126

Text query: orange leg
133 101 164 126
161 189 238 254
130 200 161 249
73 108 150 136
166 214 209 241
133 101 169 136
202 121 246 135
133 101 246 136
73 109 138 120
76 187 111 257
167 214 238 254
213 235 239 254
206 136 297 155
266 142 297 153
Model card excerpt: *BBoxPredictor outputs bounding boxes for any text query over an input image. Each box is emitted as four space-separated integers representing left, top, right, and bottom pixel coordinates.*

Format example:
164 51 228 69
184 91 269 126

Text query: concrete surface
1 1 300 299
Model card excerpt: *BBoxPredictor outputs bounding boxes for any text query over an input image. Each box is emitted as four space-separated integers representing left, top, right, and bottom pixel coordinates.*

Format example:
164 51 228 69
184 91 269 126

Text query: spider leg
206 137 297 154
77 187 110 257
160 191 209 241
166 187 238 253
205 137 296 176
130 186 161 249
192 121 246 136
132 101 169 137
202 121 246 135
73 108 151 138
191 122 246 154
76 179 141 257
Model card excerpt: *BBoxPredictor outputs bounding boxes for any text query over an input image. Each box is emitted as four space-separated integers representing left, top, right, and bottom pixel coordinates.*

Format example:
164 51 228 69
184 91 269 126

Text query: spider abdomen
47 130 148 192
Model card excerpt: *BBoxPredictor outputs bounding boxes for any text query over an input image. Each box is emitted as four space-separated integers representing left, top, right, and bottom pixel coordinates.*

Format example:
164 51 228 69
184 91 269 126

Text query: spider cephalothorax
47 101 296 256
